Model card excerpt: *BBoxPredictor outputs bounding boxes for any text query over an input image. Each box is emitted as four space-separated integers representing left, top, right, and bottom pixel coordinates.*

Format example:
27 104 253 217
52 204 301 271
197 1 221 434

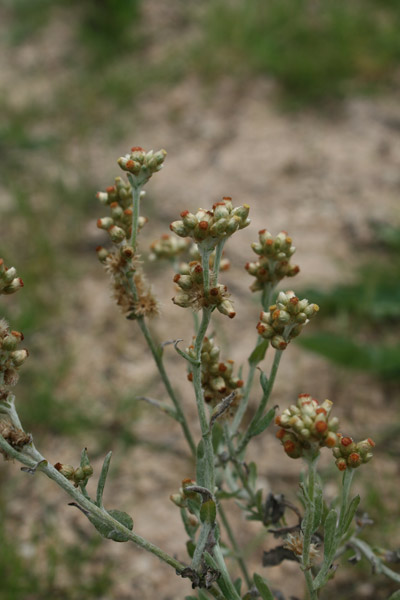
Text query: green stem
200 248 212 295
212 240 226 285
192 307 214 491
218 503 252 588
231 361 257 434
236 350 282 455
0 436 186 574
302 455 319 600
261 282 274 312
137 315 196 456
212 545 242 600
337 469 354 537
127 176 141 253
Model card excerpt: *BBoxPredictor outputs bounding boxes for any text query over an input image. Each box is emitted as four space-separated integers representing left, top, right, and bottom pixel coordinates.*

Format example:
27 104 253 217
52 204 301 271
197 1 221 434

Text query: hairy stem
302 455 319 600
218 502 252 588
0 436 186 573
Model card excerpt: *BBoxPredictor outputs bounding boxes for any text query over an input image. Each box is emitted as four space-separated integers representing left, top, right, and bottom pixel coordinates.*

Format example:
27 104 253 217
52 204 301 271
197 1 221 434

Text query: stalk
0 436 186 573
302 455 319 600
218 502 252 588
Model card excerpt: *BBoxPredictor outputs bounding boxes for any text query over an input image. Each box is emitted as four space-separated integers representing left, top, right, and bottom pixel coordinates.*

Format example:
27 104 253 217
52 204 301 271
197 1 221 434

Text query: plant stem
137 315 196 455
0 436 186 574
261 282 274 311
218 502 252 588
212 240 226 285
236 350 282 455
302 455 319 600
337 468 354 537
192 307 214 491
212 544 242 600
127 177 141 253
200 247 212 295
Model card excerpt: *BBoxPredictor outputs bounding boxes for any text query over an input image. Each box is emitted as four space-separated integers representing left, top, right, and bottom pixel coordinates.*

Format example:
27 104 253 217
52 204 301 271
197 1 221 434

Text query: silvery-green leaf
249 407 276 437
253 573 274 600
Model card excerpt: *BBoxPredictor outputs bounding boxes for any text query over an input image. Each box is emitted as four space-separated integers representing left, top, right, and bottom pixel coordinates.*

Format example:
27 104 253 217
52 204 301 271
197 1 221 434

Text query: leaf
80 447 91 469
200 499 217 524
88 508 133 542
341 494 360 536
96 451 112 507
249 407 276 437
249 339 269 365
186 540 196 559
253 573 274 600
248 462 257 490
312 480 323 533
196 439 206 487
313 509 338 590
387 590 400 600
233 577 242 594
259 370 269 395
198 591 209 600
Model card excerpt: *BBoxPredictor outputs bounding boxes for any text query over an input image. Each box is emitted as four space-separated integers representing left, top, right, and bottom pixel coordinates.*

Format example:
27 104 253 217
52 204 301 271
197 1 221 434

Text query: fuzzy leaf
88 508 133 542
196 439 206 487
253 573 274 600
312 480 323 533
249 339 269 365
233 577 242 594
341 494 360 536
96 451 112 507
200 499 216 524
248 462 257 490
313 509 338 589
198 590 209 600
249 407 276 438
388 591 400 600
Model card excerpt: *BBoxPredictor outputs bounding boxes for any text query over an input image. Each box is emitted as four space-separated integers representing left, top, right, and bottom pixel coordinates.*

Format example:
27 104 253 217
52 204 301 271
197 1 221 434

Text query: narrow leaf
233 577 242 594
260 370 269 395
313 509 338 590
387 593 400 600
196 439 206 487
200 499 217 524
249 339 269 365
341 494 360 536
248 462 257 490
253 573 274 600
96 451 112 507
312 481 323 533
249 407 276 437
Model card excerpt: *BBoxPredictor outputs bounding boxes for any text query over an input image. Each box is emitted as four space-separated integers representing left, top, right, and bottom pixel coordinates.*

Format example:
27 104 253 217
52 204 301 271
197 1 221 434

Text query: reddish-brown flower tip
96 219 103 229
227 311 236 319
199 221 208 230
209 288 219 296
276 428 286 440
257 323 266 334
298 393 309 398
187 372 193 382
161 234 170 240
286 236 292 244
283 440 296 454
126 159 135 169
266 239 273 246
348 452 361 467
337 460 347 471
131 146 144 152
289 296 299 305
236 379 244 388
110 201 118 208
316 407 327 415
180 210 189 217
124 208 133 216
222 196 232 201
245 262 250 270
173 274 181 283
18 278 24 287
367 438 375 447
106 186 115 193
275 415 282 425
292 266 300 274
218 363 227 372
272 309 280 320
194 264 203 273
315 421 328 433
258 229 266 234
341 436 353 447
96 246 103 252
54 462 63 471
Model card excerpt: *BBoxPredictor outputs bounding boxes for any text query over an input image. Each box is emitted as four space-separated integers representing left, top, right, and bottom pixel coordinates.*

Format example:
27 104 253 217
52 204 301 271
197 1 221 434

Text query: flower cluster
96 248 159 319
186 337 243 410
117 147 167 186
333 435 375 471
257 291 319 350
0 319 28 390
149 234 189 261
172 261 235 318
245 230 299 291
170 197 250 246
0 260 24 295
275 394 339 458
96 177 148 246
54 461 94 488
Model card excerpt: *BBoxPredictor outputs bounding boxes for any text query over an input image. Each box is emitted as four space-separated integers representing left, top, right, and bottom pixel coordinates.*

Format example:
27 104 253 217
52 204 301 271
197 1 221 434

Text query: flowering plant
1 147 399 600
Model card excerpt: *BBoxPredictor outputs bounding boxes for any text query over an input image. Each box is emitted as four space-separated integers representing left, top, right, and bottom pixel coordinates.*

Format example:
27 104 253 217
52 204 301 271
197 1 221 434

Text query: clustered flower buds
246 230 299 291
257 291 319 350
172 261 235 318
0 319 28 390
54 461 94 488
275 394 340 458
149 234 189 261
170 197 250 247
332 435 375 471
0 420 31 452
117 147 167 185
96 176 148 246
186 337 243 411
0 259 24 295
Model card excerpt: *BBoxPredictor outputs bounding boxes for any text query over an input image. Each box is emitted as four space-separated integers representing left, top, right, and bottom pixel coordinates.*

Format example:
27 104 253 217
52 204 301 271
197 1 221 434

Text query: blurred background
0 1 399 598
